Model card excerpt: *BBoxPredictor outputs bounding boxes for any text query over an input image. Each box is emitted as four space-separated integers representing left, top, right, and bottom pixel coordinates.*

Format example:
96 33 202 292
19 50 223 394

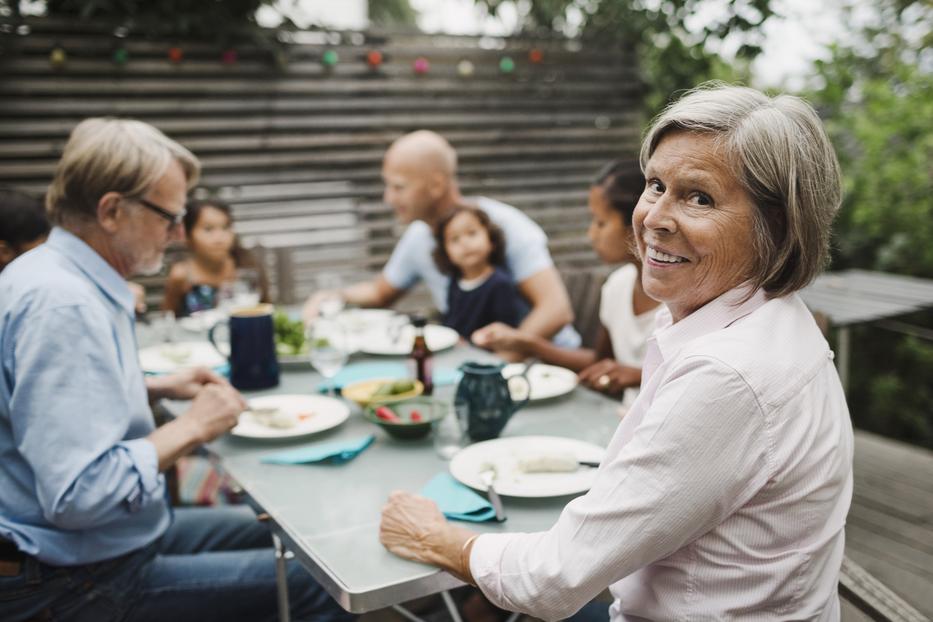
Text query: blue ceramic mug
455 362 530 441
209 304 280 390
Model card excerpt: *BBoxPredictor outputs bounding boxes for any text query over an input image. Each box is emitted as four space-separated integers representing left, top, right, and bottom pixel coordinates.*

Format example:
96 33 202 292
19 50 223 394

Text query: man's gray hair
640 82 842 297
47 117 200 225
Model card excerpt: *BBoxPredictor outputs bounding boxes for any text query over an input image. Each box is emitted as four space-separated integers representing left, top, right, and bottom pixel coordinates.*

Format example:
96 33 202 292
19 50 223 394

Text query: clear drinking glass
433 402 466 459
314 273 344 319
306 318 348 390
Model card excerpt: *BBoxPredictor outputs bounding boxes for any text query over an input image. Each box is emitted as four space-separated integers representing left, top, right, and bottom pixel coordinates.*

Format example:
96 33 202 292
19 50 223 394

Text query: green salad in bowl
273 311 307 356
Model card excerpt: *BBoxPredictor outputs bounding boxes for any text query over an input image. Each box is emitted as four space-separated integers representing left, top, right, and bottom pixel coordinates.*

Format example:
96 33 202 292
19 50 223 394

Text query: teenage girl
162 199 268 316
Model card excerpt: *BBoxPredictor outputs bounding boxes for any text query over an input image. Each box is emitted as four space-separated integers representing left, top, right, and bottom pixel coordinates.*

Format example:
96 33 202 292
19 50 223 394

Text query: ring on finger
597 374 611 388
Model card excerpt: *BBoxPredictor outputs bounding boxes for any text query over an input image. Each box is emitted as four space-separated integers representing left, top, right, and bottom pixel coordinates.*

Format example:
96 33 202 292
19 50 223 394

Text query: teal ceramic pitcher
455 362 530 441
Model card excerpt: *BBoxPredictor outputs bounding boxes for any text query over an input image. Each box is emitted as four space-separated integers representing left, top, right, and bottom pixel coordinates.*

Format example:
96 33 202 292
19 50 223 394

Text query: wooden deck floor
845 430 933 618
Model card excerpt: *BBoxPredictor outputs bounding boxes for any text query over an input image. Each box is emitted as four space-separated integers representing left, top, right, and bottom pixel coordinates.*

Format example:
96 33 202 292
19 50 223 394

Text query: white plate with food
232 394 350 440
502 363 578 401
357 324 461 356
138 341 227 374
449 435 605 498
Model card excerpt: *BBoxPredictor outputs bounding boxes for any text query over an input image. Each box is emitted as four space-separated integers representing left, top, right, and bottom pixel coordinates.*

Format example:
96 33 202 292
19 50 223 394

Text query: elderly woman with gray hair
380 83 853 620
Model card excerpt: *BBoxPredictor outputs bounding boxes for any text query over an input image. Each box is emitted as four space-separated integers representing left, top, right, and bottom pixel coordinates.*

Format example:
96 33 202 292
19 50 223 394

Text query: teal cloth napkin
318 362 462 392
421 473 497 523
261 434 375 465
145 362 230 378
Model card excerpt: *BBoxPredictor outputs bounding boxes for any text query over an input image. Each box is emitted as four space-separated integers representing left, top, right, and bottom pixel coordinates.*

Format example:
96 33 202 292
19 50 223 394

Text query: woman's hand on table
380 491 477 581
146 366 230 401
578 359 641 395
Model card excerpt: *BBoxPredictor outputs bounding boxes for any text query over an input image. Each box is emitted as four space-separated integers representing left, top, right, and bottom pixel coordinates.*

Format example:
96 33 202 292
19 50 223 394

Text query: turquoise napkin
145 362 230 378
318 362 462 392
421 473 497 523
261 434 375 465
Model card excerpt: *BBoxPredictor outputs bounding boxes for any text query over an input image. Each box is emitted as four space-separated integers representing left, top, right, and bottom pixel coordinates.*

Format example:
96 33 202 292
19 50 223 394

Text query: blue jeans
0 506 354 622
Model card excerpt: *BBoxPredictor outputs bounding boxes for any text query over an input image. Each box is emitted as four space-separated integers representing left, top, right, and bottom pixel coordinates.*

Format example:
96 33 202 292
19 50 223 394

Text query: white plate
138 341 227 374
502 363 578 401
449 436 605 498
357 324 461 356
232 394 350 439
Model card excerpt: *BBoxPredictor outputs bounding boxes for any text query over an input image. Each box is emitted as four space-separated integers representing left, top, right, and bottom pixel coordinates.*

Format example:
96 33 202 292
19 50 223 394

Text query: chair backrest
561 264 615 349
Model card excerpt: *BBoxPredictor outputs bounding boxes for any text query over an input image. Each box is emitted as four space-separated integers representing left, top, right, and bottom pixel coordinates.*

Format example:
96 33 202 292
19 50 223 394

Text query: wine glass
306 318 349 391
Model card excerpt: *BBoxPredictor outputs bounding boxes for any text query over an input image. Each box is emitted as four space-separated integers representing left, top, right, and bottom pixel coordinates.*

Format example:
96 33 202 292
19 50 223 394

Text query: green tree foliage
369 0 418 27
469 0 775 114
8 0 290 40
805 0 933 447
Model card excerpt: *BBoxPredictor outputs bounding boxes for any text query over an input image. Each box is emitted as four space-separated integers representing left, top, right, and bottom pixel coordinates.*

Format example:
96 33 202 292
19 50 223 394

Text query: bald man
303 130 580 353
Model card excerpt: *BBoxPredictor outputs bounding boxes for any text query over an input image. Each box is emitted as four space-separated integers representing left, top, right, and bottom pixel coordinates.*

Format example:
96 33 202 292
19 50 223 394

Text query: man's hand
128 281 147 315
470 322 531 354
179 383 247 445
146 367 229 401
578 359 642 396
301 289 343 324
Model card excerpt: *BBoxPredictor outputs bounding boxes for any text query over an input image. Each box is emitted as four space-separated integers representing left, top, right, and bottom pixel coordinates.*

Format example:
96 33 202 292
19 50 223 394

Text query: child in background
162 198 269 316
0 188 49 273
433 203 528 339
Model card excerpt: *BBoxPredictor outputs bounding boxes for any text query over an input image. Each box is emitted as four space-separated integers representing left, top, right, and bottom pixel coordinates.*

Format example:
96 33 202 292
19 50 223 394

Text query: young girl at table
472 161 661 408
432 203 529 339
162 198 269 316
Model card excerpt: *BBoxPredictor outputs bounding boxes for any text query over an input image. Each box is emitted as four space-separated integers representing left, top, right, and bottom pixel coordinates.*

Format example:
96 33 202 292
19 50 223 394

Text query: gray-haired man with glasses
0 118 351 622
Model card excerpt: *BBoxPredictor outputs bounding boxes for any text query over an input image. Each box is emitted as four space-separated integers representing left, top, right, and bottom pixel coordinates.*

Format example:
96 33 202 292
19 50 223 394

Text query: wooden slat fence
0 18 643 307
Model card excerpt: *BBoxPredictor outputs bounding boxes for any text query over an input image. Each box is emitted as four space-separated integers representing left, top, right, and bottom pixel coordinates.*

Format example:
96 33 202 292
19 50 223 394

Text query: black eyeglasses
134 197 186 229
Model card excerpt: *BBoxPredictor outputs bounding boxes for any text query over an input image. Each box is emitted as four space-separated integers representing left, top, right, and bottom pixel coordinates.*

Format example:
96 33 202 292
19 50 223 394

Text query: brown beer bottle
410 314 433 395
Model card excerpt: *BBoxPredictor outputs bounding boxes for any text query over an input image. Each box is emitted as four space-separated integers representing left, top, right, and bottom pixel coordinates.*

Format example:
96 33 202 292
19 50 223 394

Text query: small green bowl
363 397 448 440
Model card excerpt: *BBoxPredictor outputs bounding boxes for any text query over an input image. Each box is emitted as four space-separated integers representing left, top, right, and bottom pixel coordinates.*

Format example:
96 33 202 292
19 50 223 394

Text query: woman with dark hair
162 198 269 316
473 161 661 405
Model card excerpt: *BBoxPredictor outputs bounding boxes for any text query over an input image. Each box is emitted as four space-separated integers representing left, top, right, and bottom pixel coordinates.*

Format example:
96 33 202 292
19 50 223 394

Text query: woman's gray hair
640 82 842 297
47 117 200 225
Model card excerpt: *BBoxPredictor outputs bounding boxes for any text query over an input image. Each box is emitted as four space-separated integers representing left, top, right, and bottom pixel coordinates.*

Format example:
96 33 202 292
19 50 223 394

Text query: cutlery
478 465 507 522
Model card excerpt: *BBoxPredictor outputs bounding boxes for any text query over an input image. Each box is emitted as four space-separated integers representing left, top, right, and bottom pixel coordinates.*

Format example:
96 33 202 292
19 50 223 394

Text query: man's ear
427 171 449 201
97 192 124 234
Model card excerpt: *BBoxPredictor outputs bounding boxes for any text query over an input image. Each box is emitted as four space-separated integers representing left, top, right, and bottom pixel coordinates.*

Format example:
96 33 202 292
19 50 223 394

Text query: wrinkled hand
181 383 247 443
380 491 451 565
152 367 229 401
578 359 642 395
471 322 529 354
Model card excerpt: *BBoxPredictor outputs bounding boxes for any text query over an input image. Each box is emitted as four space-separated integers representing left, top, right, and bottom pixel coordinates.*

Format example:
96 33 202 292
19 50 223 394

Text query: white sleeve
469 356 770 620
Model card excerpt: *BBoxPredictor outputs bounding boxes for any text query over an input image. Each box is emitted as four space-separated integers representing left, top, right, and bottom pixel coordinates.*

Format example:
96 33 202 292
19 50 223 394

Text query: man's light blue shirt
383 196 581 348
0 228 168 566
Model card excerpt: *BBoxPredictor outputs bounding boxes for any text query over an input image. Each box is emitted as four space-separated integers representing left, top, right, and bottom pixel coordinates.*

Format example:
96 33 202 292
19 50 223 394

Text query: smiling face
188 205 235 263
587 185 636 264
633 131 758 322
443 211 494 277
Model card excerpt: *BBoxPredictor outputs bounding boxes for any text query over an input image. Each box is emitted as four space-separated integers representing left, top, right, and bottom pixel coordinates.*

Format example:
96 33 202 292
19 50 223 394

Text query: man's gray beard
134 254 164 277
